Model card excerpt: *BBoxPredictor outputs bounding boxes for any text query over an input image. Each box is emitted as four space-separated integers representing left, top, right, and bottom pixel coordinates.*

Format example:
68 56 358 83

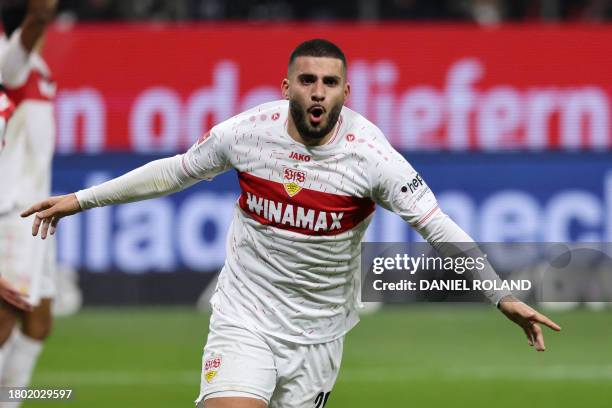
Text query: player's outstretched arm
0 275 33 311
21 194 81 239
21 155 199 239
369 133 562 352
497 295 561 352
420 217 562 352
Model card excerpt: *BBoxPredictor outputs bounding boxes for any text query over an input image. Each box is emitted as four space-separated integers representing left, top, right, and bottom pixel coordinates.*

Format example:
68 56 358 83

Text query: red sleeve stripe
413 205 440 228
181 155 208 180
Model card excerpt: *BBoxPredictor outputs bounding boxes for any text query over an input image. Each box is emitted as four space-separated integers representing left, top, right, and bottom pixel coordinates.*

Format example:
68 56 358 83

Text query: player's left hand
497 295 561 352
0 276 33 312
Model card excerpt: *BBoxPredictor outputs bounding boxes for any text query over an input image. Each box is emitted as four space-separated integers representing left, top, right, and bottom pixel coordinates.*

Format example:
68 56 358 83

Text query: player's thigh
204 396 268 408
0 211 51 306
270 336 344 408
21 298 53 340
195 312 276 407
0 300 20 345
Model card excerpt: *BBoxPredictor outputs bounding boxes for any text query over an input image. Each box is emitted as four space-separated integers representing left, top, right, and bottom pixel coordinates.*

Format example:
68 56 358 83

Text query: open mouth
308 106 325 124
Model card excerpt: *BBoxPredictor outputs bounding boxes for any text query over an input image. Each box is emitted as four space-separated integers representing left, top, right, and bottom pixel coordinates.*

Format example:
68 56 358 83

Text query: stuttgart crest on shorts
204 355 222 383
282 166 307 197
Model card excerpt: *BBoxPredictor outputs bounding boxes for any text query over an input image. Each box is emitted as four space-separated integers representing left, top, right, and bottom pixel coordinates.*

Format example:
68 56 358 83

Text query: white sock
0 345 4 379
0 330 18 381
0 330 43 407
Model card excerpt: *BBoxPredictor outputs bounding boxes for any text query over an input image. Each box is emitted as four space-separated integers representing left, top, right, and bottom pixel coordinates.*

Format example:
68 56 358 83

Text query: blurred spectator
59 0 119 21
560 0 612 21
188 0 226 20
115 0 189 21
378 0 465 20
27 0 612 22
246 1 294 21
293 0 356 20
470 0 504 24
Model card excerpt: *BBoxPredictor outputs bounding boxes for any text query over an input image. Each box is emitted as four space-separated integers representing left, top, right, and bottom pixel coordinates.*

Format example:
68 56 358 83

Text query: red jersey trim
325 115 344 145
5 70 55 106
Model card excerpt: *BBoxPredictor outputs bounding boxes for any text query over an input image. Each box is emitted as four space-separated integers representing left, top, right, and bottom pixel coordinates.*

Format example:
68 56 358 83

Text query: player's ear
344 81 351 100
281 78 290 100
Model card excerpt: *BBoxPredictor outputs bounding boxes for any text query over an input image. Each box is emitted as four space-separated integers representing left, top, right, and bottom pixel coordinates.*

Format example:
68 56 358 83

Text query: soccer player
0 0 58 401
22 39 561 408
0 87 31 312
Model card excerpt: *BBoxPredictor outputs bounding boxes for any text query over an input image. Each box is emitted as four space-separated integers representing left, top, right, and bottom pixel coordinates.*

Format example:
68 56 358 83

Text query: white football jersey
183 100 440 344
0 89 16 150
0 32 56 214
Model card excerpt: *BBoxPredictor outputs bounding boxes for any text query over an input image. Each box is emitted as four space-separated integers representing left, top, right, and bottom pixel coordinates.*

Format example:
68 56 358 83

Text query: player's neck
286 116 336 147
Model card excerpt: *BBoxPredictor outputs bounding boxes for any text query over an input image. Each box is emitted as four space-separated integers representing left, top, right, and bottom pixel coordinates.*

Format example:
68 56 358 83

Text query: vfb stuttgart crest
204 356 222 383
283 166 307 197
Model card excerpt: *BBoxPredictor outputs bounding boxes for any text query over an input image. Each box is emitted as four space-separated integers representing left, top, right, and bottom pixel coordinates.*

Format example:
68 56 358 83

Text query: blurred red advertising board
44 23 612 153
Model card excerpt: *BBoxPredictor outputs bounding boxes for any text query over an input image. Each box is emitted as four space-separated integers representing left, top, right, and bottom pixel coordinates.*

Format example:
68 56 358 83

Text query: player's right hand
0 276 33 312
20 194 82 239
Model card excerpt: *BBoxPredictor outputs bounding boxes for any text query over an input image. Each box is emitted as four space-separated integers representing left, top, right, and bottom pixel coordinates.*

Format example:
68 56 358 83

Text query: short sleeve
370 138 440 228
181 126 232 181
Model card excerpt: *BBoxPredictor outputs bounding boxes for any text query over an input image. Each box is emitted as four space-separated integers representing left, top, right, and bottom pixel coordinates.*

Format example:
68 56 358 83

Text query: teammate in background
22 39 561 408
0 0 58 402
0 87 31 312
1 85 31 313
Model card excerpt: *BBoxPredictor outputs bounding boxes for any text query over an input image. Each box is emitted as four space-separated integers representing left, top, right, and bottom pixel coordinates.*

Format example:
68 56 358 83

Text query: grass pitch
27 306 612 407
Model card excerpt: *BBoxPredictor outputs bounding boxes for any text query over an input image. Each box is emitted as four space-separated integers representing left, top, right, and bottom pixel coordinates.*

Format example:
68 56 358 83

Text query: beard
289 99 343 143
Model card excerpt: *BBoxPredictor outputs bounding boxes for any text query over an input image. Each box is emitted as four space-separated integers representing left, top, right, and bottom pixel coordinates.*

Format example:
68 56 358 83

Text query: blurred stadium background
8 0 612 406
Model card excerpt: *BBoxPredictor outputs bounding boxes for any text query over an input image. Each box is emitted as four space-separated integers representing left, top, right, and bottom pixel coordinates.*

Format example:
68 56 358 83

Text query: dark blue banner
51 152 612 275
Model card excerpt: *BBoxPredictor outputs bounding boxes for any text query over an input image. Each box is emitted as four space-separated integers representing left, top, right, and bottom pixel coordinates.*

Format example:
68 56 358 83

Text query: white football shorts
195 310 343 408
0 210 56 306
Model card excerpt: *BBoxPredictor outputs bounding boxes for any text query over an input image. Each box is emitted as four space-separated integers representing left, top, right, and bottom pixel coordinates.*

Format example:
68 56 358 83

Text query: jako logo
289 152 311 162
